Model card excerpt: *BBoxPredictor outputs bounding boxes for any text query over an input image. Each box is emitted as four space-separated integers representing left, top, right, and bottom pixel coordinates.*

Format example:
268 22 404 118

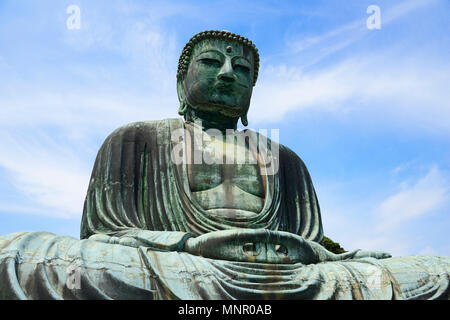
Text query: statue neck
186 107 239 133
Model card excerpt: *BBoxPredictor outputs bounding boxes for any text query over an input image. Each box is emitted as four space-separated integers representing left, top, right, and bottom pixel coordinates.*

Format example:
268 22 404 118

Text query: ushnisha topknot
177 30 260 87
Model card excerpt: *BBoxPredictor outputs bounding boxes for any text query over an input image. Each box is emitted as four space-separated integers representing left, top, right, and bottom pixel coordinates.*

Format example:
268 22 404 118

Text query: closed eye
199 58 221 67
234 64 250 74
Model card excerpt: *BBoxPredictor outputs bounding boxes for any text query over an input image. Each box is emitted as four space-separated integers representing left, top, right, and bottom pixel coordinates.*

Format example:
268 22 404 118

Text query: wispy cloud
62 2 179 93
418 246 438 255
285 0 439 66
0 1 183 221
0 131 91 218
0 1 184 220
0 88 178 129
322 166 450 256
383 0 440 24
250 52 450 133
376 166 449 231
249 0 450 133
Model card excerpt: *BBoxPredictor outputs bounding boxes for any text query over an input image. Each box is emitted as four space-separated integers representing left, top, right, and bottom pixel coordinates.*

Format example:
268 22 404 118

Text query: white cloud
286 0 439 63
0 85 180 219
0 132 91 218
320 199 415 256
418 246 438 255
0 89 178 129
0 2 183 221
321 166 450 256
376 166 449 230
250 54 450 132
0 1 182 130
248 0 450 133
383 0 439 24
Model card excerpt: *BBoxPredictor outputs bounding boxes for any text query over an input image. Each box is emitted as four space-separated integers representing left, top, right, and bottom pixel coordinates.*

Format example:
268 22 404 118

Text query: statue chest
185 129 265 214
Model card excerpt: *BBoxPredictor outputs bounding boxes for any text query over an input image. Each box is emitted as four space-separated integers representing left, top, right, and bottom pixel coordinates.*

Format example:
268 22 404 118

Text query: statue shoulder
279 144 317 184
106 118 181 138
278 143 307 167
101 118 183 145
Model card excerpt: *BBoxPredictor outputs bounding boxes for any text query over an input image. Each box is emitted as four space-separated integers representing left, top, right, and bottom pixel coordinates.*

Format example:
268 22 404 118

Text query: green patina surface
0 30 449 300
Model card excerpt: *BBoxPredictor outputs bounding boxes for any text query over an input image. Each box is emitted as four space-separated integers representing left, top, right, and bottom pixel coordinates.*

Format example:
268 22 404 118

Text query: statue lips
214 80 249 92
210 80 248 112
213 81 234 93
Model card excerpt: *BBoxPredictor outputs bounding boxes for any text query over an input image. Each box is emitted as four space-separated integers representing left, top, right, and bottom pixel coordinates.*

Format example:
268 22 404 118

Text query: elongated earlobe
178 101 188 116
177 80 188 116
241 114 248 126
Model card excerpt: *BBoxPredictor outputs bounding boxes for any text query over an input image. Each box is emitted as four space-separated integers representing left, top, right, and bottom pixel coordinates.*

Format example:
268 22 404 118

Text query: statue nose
218 72 235 82
217 60 236 82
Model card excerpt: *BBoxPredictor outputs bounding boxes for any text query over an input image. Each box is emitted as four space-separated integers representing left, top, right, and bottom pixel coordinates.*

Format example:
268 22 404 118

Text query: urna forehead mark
193 39 253 63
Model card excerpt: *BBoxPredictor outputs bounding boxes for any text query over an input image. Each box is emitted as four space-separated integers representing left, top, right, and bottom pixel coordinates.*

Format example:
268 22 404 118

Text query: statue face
181 39 255 118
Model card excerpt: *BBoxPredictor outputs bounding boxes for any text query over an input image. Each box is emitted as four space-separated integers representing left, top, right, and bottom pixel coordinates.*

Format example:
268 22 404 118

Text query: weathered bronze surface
0 30 449 300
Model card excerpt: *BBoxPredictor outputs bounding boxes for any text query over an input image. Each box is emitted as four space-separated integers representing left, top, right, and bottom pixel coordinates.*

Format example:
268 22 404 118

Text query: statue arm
306 240 392 262
88 229 196 251
80 121 196 252
279 146 392 261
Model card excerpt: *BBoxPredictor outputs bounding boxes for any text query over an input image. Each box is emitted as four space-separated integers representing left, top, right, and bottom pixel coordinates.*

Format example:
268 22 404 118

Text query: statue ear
240 88 253 127
177 79 188 116
241 101 250 126
240 113 248 127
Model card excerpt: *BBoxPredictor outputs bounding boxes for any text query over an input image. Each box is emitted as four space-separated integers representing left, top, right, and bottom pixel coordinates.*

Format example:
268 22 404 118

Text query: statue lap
1 231 449 300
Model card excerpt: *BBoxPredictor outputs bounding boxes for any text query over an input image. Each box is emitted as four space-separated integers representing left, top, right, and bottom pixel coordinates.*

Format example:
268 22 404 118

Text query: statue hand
88 234 141 247
289 240 392 263
327 249 392 261
352 250 392 259
184 229 318 264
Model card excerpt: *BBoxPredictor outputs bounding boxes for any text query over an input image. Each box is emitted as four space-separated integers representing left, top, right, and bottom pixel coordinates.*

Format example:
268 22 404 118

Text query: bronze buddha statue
0 30 449 300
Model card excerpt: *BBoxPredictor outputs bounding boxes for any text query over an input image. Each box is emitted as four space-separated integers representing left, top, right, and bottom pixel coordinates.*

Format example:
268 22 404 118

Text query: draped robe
1 119 449 299
81 118 323 241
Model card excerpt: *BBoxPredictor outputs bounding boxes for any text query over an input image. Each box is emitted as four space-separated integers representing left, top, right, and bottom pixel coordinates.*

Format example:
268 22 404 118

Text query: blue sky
0 0 449 256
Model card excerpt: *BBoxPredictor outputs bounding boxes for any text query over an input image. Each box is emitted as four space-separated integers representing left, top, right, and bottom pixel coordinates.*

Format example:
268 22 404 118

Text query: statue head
177 30 260 127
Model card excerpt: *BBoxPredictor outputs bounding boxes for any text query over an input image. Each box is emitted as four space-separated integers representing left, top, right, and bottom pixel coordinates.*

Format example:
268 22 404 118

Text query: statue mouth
214 82 234 92
214 80 249 91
